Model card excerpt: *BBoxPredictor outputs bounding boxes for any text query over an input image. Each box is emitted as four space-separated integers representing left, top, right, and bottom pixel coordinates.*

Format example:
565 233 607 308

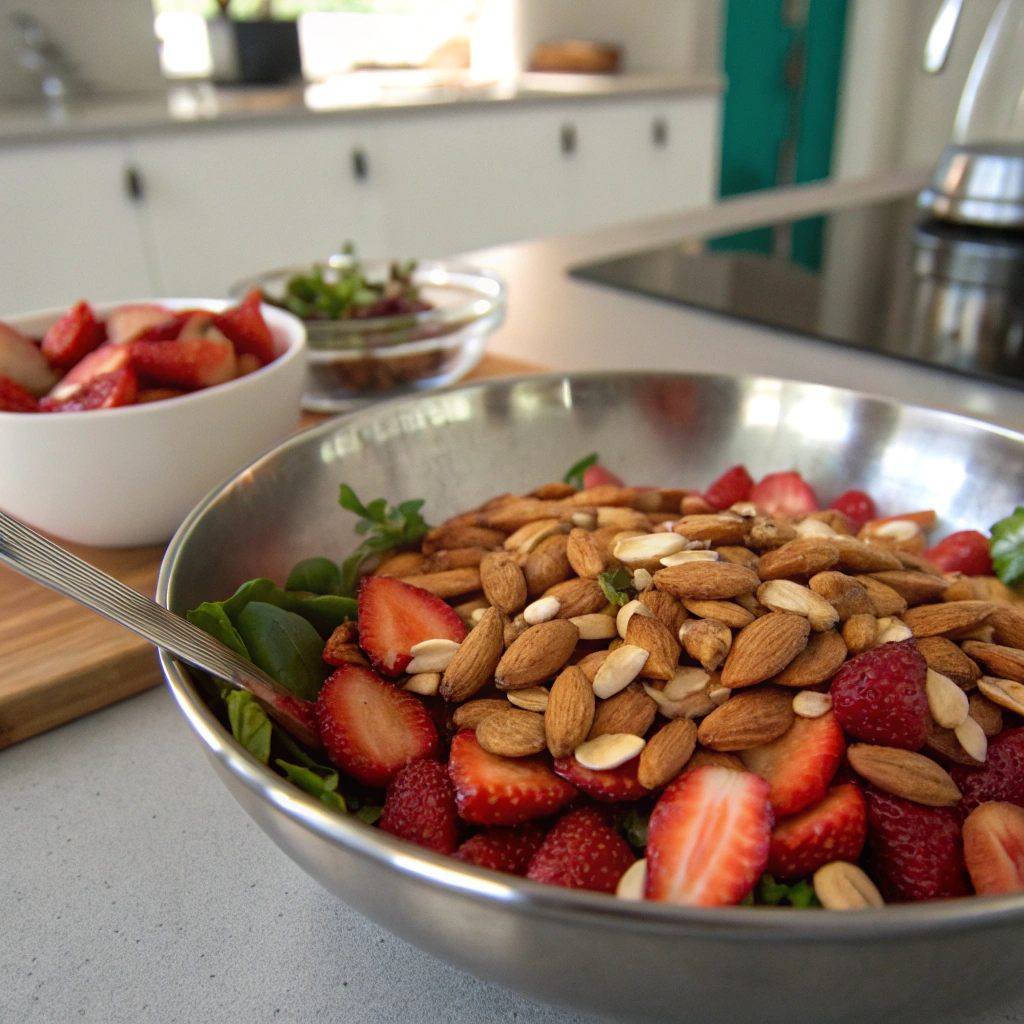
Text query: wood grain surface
0 352 543 750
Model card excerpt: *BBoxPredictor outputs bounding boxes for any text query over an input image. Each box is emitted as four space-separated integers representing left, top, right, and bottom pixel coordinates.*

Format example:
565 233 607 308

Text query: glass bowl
230 259 507 412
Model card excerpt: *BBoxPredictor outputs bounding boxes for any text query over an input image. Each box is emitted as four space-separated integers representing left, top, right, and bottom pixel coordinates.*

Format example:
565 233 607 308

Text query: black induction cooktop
570 193 1024 390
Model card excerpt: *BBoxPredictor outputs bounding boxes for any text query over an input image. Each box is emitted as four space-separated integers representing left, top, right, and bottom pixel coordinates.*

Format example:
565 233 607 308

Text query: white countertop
5 172 1024 1024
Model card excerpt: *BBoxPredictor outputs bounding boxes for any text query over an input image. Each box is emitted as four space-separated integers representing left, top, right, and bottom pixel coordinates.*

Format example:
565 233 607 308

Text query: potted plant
209 0 302 86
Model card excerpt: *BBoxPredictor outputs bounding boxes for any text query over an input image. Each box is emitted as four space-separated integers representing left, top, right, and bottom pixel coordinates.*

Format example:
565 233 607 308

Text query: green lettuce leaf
226 690 272 764
991 507 1024 586
275 760 346 812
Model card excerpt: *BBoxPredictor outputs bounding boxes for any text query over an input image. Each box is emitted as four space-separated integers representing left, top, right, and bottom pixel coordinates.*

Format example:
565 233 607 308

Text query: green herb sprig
991 507 1024 586
563 452 598 490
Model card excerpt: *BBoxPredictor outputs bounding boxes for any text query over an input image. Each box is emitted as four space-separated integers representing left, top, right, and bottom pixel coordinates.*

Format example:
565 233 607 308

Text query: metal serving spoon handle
0 509 321 748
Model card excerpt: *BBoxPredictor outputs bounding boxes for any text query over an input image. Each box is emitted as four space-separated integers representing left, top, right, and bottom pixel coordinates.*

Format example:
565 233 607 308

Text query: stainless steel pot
158 372 1024 1024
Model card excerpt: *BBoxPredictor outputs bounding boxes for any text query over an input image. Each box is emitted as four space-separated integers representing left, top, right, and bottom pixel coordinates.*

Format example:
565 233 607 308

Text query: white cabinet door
131 120 387 297
0 141 152 316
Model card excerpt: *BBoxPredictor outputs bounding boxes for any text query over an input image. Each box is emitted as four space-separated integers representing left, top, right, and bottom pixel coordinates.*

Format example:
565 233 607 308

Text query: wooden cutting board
0 353 542 750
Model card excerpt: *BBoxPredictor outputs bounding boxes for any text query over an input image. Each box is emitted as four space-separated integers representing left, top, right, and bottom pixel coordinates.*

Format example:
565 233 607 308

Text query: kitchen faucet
9 10 89 100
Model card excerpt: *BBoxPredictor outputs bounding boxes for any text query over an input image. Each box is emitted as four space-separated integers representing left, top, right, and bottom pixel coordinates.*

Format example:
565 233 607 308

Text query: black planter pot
230 20 302 85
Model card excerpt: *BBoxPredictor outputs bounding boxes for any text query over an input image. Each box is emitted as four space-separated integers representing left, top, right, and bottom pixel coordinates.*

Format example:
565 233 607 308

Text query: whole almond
477 708 547 757
421 523 505 555
915 635 981 689
374 551 427 577
421 548 490 574
504 517 567 553
495 618 579 690
679 618 732 672
589 681 658 739
846 744 961 806
440 606 505 702
696 687 795 751
902 601 993 638
543 576 608 618
852 576 908 617
868 570 950 607
504 612 529 648
638 589 690 635
757 538 840 581
596 506 651 531
573 485 637 508
479 550 528 615
681 494 715 515
453 698 509 731
842 613 878 655
721 612 811 689
682 599 755 629
638 719 698 789
486 500 567 532
747 516 799 551
987 605 1024 649
673 513 749 545
774 629 847 687
716 546 762 569
566 527 608 579
683 747 747 773
968 689 1004 736
831 537 904 573
757 579 839 631
625 613 682 680
813 861 884 911
399 567 482 599
976 675 1024 717
545 665 596 757
577 648 611 682
653 561 760 601
925 721 985 767
808 571 874 621
524 533 572 598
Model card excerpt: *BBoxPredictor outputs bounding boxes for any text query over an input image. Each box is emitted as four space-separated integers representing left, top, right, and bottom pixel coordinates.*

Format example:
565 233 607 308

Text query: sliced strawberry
0 374 39 412
315 663 438 788
379 758 459 854
925 530 994 577
0 321 58 396
40 366 138 412
704 464 753 511
582 464 624 489
828 490 876 533
357 575 466 677
749 471 819 518
862 510 937 534
552 754 648 802
447 730 576 826
40 300 103 370
135 387 188 404
177 311 216 340
645 765 773 906
50 342 131 401
526 808 635 892
740 712 845 817
213 288 275 365
105 303 177 345
455 823 546 875
767 782 867 879
131 337 237 390
962 801 1024 896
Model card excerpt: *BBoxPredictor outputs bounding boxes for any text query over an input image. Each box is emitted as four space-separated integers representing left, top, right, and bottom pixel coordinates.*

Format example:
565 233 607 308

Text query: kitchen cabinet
0 141 152 315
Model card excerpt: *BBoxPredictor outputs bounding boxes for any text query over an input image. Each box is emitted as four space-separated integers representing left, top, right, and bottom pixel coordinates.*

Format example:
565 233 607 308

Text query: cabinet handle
652 117 668 148
352 148 369 181
124 164 145 202
560 123 577 157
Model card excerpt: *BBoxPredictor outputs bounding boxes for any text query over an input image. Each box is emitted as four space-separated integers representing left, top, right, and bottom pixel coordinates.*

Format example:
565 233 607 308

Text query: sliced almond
842 613 877 655
617 597 656 639
615 858 648 900
793 690 833 718
571 510 597 530
477 708 548 758
626 613 682 680
696 686 795 751
407 637 462 673
968 690 1003 736
977 675 1024 717
453 698 509 731
955 715 989 762
902 600 993 638
925 669 970 729
570 612 618 640
589 682 658 739
876 617 913 644
757 538 840 581
545 665 595 758
638 719 698 789
523 595 561 624
574 732 646 771
664 666 713 700
593 644 650 699
925 721 985 767
403 672 441 696
614 532 688 566
757 579 839 631
721 612 811 689
813 861 884 911
653 561 761 601
494 618 580 690
633 569 654 592
479 550 528 615
846 744 961 806
660 549 721 567
440 607 504 702
796 518 838 538
679 618 732 672
709 686 732 705
506 686 550 713
774 629 847 687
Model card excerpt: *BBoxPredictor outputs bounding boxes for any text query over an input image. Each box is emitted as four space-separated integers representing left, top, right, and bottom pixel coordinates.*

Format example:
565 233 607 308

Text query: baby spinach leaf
236 601 330 702
599 567 636 607
285 557 344 596
991 507 1024 586
220 578 279 624
563 452 598 490
756 873 821 908
618 806 650 850
275 760 347 812
277 591 357 639
186 602 250 659
356 805 383 825
226 690 272 764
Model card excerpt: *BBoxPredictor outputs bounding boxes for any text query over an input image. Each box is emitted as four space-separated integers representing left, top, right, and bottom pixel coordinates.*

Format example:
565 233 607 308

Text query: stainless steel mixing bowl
158 372 1024 1024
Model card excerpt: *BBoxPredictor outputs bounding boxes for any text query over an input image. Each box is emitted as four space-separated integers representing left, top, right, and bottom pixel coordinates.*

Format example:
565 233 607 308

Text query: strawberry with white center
448 730 576 826
749 471 819 518
357 575 466 677
316 663 438 788
645 765 773 906
962 801 1024 896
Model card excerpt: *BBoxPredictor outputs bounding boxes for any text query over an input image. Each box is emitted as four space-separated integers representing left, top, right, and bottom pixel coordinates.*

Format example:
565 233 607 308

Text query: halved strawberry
105 303 177 345
379 758 459 854
0 374 39 412
447 730 576 826
526 808 635 892
357 575 466 677
50 342 131 400
40 366 138 412
925 530 994 577
740 712 845 817
553 754 648 802
316 663 438 788
645 765 773 906
828 490 876 533
704 464 753 511
454 823 546 875
213 288 275 365
131 337 237 390
749 471 819 518
861 510 937 534
962 801 1024 896
767 782 867 879
582 464 624 489
40 300 103 370
0 321 59 396
135 387 187 404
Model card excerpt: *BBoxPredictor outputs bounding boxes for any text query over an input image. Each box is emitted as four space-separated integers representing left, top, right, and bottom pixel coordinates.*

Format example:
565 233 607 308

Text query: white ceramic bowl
0 299 306 547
